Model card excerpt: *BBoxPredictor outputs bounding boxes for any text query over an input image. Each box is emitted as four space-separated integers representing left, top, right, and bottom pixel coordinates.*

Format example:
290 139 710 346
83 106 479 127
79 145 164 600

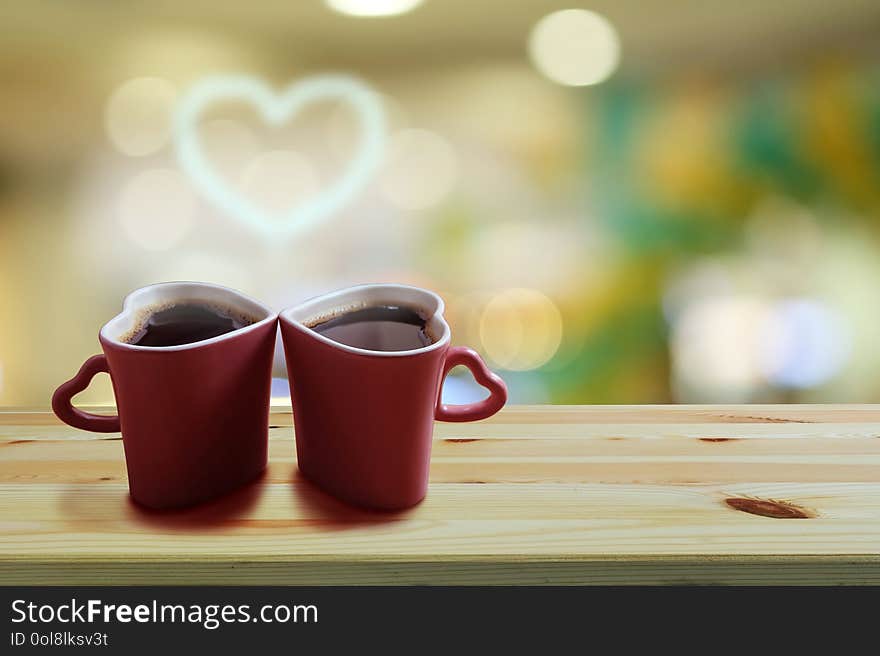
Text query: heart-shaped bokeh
173 74 386 239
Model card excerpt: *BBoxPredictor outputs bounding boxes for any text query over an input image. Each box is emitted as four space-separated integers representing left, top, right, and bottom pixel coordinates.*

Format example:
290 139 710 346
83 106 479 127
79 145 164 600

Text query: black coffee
125 303 254 347
309 304 433 351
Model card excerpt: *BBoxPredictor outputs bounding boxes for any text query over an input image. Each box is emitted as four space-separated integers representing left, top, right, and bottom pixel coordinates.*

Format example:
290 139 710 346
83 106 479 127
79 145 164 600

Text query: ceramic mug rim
279 283 451 358
99 281 277 353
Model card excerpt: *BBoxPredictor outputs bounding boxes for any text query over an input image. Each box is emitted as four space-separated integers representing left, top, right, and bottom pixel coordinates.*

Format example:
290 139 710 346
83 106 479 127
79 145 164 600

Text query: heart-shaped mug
279 283 507 510
51 282 279 509
174 74 386 239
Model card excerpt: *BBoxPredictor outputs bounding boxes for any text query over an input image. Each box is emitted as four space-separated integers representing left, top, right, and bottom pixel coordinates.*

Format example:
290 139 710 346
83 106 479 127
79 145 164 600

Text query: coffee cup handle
435 346 507 422
51 354 121 433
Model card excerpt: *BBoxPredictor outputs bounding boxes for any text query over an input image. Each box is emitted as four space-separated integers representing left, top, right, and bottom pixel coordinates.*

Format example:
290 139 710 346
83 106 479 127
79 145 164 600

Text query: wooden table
2 405 879 585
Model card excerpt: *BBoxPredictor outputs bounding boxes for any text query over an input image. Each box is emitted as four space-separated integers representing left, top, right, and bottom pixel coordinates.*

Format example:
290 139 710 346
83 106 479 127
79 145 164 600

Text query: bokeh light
671 294 851 399
528 9 620 87
479 288 563 371
325 0 424 18
379 129 458 210
117 168 196 251
759 299 850 388
671 296 770 395
105 77 177 156
239 150 320 215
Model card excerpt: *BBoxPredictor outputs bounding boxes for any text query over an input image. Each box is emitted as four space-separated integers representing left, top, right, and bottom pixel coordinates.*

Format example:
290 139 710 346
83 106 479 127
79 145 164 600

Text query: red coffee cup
280 283 507 510
51 282 278 509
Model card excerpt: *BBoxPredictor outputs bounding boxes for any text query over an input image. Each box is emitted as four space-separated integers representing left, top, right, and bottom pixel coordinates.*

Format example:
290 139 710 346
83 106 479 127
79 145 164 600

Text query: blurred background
3 0 880 407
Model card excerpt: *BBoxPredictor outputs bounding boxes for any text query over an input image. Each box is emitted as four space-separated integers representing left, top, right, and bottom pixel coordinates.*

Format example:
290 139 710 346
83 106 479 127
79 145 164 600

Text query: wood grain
1 405 879 585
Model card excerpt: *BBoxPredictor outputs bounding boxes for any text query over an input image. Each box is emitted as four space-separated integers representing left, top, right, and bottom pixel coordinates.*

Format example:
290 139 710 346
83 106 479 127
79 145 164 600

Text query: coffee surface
309 304 433 351
126 303 253 347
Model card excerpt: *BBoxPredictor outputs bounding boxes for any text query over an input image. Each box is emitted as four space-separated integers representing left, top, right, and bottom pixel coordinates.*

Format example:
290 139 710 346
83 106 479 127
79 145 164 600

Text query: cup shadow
290 469 411 530
59 468 409 532
125 470 266 530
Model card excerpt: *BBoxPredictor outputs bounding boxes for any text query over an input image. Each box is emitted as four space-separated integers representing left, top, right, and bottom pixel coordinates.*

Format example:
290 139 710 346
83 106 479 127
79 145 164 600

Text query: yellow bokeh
479 289 563 371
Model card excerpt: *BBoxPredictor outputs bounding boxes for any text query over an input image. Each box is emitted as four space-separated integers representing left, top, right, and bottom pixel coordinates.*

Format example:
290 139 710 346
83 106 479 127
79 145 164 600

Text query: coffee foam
303 302 367 329
119 300 259 345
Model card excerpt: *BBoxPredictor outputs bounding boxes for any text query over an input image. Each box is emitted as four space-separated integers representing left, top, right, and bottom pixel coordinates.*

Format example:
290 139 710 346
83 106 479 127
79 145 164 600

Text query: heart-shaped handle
51 355 120 433
435 346 508 422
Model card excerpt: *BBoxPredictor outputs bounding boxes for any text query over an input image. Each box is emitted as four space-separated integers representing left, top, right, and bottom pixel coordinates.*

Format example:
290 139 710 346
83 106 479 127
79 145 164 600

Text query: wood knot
699 438 739 443
445 438 479 443
724 496 816 519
